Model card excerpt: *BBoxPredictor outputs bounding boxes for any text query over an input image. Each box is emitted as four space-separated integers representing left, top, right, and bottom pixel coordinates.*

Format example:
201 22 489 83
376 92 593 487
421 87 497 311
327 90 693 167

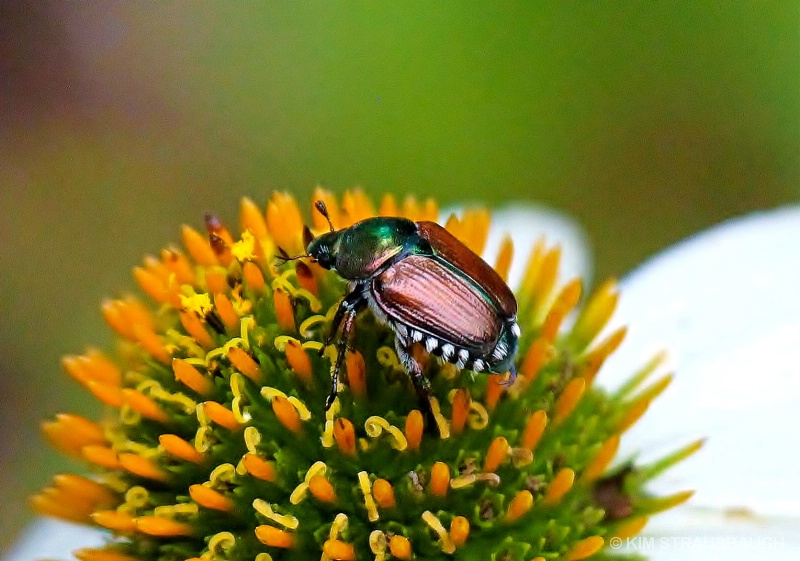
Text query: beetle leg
324 290 366 411
394 341 439 436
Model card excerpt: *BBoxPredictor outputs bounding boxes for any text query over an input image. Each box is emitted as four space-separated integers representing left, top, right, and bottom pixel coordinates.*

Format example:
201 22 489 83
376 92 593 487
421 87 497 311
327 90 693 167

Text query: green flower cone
33 190 699 561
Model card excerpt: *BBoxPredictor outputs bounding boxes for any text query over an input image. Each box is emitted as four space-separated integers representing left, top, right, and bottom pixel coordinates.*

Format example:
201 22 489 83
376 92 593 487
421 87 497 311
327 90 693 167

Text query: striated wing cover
371 254 502 351
416 221 517 318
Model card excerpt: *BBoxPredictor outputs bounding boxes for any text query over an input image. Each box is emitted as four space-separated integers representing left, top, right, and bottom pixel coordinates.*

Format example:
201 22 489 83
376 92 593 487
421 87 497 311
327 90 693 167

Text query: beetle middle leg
324 290 366 411
394 341 439 436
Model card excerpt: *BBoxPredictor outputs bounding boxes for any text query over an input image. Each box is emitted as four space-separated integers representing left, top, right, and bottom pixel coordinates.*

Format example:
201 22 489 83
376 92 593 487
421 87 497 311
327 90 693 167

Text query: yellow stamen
614 350 668 398
159 434 205 464
582 435 621 482
405 410 423 451
161 247 195 285
53 473 117 507
189 484 234 512
62 350 121 387
565 536 605 560
372 478 395 509
182 224 218 266
203 401 241 430
579 327 627 384
505 490 534 522
644 490 695 512
205 267 228 294
294 261 318 295
240 197 268 240
531 246 562 320
86 380 124 407
272 287 296 332
520 338 554 383
449 515 470 547
345 351 367 398
132 324 171 364
463 209 491 255
333 418 357 456
521 410 548 451
91 510 137 532
30 494 88 523
388 535 412 559
633 373 674 404
450 388 470 435
100 300 129 339
570 279 619 350
119 453 170 483
323 539 356 561
122 389 169 423
430 461 450 497
613 516 648 539
267 192 304 254
284 339 312 384
252 499 298 530
173 358 212 396
214 292 240 332
244 261 267 293
541 278 583 342
618 397 652 433
484 374 504 410
309 474 337 503
520 238 546 298
136 516 193 537
544 468 575 505
74 548 139 561
179 311 215 350
82 445 121 469
342 189 375 225
134 267 170 304
554 377 586 425
421 510 455 554
255 525 295 549
228 346 263 383
41 414 106 457
484 436 509 472
494 235 514 282
243 453 277 482
273 395 302 433
378 193 398 216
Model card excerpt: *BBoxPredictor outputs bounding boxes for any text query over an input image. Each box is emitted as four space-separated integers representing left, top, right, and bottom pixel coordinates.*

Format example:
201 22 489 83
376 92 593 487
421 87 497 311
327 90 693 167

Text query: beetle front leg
394 341 439 436
324 290 366 411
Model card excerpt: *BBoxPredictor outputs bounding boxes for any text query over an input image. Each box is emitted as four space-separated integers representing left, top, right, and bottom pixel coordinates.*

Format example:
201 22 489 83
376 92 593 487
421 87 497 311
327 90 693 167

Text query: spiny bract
34 190 699 561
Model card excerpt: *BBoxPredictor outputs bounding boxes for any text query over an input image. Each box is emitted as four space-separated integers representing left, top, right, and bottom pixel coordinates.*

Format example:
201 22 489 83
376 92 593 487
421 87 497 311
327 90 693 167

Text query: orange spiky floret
34 190 694 561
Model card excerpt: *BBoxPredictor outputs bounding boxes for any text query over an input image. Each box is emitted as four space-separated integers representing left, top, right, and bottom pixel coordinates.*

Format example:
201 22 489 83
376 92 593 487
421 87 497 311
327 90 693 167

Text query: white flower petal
2 519 106 561
444 203 593 288
599 206 800 559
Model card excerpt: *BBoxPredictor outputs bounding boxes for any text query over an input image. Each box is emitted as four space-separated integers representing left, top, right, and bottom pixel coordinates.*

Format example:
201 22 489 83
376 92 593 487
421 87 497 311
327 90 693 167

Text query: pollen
544 468 576 505
333 418 357 456
189 484 234 512
430 461 450 497
284 339 312 383
227 346 263 383
242 453 277 482
172 358 212 396
388 535 412 559
159 434 205 464
372 478 395 509
272 395 303 433
36 191 691 561
323 539 356 561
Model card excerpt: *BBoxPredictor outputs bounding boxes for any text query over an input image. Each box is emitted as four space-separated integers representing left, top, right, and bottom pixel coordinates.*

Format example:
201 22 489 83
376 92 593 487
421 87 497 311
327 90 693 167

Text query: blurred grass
1 1 798 549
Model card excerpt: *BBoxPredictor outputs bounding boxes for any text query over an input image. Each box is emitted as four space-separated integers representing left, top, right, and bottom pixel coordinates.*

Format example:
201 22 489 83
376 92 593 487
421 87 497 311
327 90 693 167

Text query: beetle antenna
314 200 335 232
275 246 310 264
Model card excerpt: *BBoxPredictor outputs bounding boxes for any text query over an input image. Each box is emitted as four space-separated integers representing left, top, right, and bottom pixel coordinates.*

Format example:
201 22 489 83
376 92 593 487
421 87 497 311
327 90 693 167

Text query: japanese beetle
291 201 520 423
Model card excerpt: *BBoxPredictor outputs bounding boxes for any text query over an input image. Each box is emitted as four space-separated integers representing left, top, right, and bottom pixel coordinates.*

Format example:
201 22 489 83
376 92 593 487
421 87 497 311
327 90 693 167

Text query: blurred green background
0 1 798 549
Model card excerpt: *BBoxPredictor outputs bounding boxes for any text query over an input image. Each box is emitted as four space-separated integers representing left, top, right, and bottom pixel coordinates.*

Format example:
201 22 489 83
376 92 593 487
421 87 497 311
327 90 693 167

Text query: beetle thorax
328 217 419 280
